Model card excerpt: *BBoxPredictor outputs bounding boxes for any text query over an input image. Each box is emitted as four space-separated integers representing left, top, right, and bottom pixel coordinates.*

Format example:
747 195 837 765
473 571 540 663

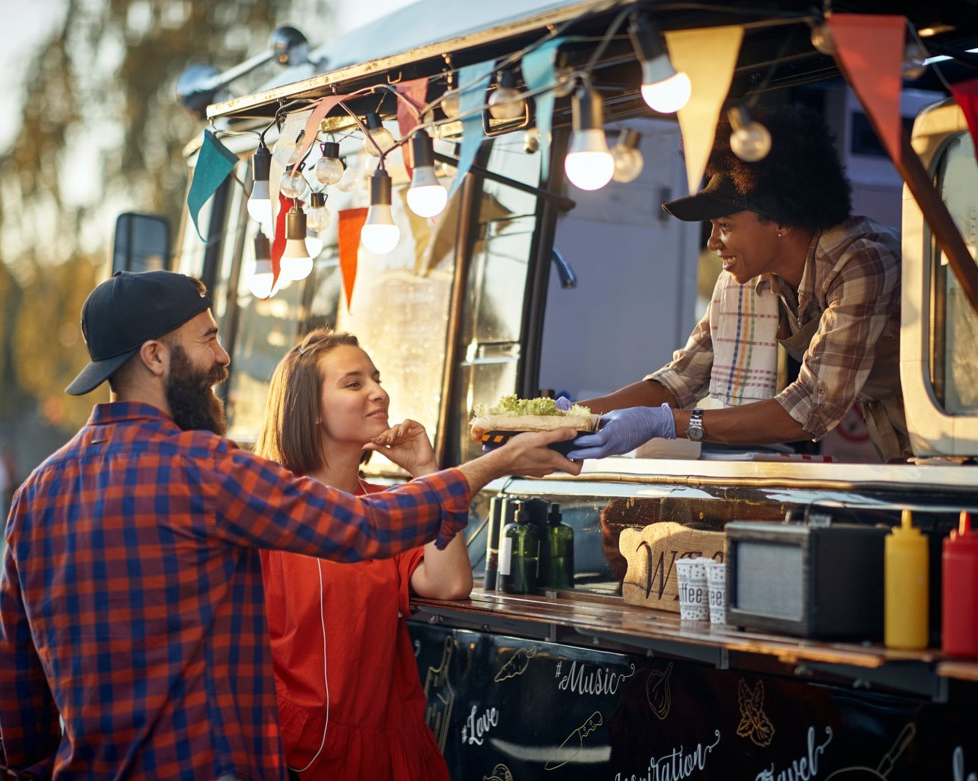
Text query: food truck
118 1 978 776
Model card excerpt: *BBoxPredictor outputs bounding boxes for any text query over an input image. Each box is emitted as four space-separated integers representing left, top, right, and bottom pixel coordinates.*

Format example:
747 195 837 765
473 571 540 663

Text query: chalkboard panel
409 622 978 780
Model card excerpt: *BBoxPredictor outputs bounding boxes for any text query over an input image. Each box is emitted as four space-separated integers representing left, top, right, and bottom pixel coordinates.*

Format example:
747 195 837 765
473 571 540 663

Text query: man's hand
456 428 582 495
365 419 438 477
566 404 676 460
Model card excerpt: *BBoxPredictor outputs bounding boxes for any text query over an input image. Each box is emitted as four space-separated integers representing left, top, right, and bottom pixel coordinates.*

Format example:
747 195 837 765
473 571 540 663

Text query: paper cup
675 557 708 621
705 559 727 624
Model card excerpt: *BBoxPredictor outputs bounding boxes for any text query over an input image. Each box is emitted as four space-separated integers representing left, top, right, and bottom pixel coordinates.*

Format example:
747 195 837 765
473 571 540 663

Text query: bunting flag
828 14 905 163
187 130 239 241
667 25 744 195
338 207 369 310
521 37 567 181
949 77 978 156
270 193 293 289
448 63 493 198
396 78 428 178
294 95 348 166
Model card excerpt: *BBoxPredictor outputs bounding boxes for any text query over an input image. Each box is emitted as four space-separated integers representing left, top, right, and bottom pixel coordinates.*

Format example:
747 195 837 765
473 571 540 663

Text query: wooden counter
412 588 978 700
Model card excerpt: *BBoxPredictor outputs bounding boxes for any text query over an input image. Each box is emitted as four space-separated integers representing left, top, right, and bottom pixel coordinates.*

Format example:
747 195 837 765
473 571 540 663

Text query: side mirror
112 212 171 275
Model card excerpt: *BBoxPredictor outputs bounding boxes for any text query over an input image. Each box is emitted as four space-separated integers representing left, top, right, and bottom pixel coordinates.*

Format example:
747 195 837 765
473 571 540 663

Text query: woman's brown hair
255 328 360 475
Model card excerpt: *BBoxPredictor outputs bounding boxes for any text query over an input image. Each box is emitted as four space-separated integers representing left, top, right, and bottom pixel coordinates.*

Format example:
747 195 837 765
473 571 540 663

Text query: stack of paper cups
675 557 708 621
705 559 726 624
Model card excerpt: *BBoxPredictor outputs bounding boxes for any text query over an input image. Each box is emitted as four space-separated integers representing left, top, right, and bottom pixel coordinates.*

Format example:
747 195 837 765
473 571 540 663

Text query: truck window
449 132 543 465
933 130 978 416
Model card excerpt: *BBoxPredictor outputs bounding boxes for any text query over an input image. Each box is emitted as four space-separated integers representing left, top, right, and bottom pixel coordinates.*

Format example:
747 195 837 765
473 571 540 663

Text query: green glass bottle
497 500 540 594
542 503 575 588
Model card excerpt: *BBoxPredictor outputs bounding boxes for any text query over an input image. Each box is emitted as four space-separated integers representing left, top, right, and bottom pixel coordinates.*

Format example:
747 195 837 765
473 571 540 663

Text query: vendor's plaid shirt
0 402 469 779
649 217 901 440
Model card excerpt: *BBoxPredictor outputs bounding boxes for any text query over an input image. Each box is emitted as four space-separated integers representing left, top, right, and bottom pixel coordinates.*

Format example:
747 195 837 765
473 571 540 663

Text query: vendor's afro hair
706 104 853 231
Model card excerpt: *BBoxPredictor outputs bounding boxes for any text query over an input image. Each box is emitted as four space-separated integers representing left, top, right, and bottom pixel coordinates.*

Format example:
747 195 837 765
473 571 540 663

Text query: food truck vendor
568 105 911 463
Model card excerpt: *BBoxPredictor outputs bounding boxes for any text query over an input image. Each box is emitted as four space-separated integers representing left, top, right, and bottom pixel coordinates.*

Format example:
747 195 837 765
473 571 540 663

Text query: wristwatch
687 408 705 442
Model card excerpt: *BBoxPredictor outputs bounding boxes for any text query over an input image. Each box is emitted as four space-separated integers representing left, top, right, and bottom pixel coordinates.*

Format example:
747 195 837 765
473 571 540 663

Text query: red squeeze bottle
942 511 978 657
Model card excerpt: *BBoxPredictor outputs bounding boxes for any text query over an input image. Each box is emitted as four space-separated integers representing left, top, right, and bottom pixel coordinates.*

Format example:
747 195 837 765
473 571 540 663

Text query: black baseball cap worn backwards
66 270 212 396
662 174 778 222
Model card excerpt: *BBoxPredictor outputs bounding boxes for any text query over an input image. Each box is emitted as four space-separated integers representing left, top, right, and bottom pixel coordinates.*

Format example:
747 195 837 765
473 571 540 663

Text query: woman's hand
364 419 439 477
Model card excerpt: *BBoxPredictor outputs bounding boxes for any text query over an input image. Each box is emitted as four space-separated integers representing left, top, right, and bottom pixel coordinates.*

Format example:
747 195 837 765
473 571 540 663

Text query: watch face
688 410 704 442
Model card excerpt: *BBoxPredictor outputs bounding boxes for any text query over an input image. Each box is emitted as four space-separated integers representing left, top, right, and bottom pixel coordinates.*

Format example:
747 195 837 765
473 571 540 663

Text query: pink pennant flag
296 95 348 165
396 78 428 177
828 14 905 163
950 77 978 156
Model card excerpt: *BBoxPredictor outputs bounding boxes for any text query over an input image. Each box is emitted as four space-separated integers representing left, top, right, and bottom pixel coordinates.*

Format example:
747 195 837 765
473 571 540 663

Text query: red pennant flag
828 14 905 163
270 193 293 290
950 77 978 156
396 78 428 178
338 208 368 309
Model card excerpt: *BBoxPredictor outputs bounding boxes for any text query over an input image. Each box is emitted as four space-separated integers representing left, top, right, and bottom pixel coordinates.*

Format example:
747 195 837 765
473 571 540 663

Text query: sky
0 0 416 152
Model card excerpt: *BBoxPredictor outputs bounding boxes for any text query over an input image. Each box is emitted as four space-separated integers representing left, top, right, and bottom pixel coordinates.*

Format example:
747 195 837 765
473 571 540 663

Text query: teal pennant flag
522 37 567 181
448 63 493 199
187 130 239 241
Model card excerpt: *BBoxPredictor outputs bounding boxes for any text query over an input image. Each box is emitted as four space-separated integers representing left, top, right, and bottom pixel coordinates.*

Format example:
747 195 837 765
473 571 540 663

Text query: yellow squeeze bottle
884 509 929 649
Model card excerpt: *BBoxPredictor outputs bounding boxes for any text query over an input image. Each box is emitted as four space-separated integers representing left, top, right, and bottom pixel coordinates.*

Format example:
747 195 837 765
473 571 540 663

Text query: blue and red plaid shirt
0 402 470 779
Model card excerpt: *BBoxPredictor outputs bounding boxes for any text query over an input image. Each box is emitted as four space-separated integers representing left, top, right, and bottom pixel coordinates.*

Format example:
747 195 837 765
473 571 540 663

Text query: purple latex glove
566 404 676 460
555 395 573 411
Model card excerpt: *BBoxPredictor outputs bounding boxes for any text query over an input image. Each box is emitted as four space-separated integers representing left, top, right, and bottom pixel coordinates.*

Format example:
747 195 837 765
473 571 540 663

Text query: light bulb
364 113 396 158
564 88 614 191
281 206 313 281
249 260 275 298
247 141 273 230
810 22 835 56
441 90 460 119
406 134 448 218
640 69 691 114
314 141 344 185
728 107 772 162
488 70 526 120
630 14 691 114
280 165 309 199
305 191 331 232
903 40 930 79
305 232 324 258
361 168 400 254
248 233 275 298
611 129 644 183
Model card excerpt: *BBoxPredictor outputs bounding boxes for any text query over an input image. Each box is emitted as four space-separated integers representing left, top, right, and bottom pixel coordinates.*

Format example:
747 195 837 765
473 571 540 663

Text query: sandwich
470 394 599 448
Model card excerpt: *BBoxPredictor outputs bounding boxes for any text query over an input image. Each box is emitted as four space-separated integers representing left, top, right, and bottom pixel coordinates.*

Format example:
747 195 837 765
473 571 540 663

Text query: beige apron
778 316 911 463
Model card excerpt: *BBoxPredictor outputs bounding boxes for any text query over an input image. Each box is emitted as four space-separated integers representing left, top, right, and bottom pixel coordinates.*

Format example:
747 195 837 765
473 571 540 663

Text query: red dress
261 482 451 780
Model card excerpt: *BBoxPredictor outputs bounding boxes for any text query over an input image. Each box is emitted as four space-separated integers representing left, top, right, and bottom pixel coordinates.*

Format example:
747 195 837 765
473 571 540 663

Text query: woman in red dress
256 329 472 780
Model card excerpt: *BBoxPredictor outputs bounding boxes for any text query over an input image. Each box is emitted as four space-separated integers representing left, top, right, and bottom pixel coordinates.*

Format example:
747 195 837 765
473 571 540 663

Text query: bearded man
0 271 579 779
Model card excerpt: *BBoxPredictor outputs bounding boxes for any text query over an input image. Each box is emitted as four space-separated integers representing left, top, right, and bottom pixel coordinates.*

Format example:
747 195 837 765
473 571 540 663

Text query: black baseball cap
662 174 777 222
66 270 212 396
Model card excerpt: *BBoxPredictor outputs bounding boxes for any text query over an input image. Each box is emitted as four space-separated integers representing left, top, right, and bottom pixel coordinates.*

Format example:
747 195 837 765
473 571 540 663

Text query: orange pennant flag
338 208 368 310
667 25 744 195
828 14 905 163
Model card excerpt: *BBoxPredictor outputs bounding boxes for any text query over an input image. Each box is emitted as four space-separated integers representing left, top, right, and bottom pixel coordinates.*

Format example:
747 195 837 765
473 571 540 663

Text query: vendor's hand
566 404 676 460
365 419 438 477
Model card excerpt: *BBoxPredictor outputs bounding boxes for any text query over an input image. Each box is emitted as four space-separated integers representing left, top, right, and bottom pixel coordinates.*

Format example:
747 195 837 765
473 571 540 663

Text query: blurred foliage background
0 0 335 474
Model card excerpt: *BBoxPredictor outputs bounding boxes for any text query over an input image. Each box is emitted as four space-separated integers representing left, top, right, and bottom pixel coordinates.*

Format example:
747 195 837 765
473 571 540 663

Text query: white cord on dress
289 558 329 773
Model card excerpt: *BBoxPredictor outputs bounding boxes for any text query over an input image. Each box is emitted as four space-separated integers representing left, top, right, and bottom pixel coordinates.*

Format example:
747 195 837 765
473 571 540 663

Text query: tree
0 0 332 433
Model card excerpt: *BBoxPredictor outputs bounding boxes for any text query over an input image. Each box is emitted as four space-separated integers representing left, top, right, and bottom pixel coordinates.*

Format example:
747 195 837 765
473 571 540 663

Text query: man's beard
164 344 229 436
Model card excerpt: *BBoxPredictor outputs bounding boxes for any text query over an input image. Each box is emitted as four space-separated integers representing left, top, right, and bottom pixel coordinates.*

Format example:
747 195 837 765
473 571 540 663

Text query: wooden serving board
619 523 725 613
